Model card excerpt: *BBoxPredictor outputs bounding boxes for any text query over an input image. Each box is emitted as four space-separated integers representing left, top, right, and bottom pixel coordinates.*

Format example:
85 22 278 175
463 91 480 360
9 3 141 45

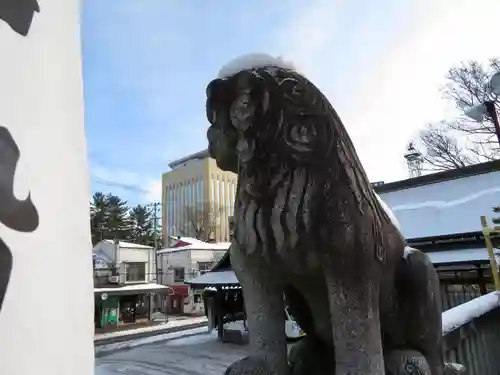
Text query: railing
442 291 500 374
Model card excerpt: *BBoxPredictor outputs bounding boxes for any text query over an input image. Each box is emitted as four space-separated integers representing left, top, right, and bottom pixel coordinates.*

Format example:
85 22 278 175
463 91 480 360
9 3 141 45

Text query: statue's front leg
325 270 385 375
231 251 288 375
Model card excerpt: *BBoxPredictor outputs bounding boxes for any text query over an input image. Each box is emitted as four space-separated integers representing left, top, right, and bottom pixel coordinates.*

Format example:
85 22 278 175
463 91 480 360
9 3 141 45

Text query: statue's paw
443 362 466 375
225 356 274 375
288 337 334 375
384 350 431 375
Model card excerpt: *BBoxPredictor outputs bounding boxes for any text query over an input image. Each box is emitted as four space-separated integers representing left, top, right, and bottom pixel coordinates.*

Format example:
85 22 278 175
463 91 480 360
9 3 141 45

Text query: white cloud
92 165 161 203
270 0 500 183
144 179 162 202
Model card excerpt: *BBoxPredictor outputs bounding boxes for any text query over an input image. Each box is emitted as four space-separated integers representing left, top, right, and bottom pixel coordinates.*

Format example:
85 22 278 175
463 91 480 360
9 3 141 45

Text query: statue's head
206 54 401 254
206 53 336 177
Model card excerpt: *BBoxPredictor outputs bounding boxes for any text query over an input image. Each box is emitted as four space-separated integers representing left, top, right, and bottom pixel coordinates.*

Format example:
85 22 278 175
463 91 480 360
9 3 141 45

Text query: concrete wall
379 170 500 239
93 241 155 283
159 249 227 285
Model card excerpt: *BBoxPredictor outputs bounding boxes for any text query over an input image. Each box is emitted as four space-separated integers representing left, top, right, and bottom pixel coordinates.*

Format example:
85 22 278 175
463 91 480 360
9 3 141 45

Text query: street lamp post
464 71 500 147
484 100 500 146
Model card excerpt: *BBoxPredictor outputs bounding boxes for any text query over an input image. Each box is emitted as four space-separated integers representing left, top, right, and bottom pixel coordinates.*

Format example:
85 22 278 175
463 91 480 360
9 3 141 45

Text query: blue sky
81 0 499 206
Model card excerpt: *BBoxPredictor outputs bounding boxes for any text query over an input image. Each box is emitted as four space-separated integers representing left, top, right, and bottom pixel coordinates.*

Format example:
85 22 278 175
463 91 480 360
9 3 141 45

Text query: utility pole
146 201 162 280
146 201 162 318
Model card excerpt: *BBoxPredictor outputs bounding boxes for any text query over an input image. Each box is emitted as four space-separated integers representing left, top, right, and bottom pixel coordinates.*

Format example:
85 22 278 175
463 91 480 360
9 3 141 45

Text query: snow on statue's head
206 53 307 175
216 53 298 80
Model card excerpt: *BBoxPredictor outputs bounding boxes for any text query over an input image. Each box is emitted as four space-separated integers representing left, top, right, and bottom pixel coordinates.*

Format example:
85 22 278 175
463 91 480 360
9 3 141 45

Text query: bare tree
181 203 224 242
417 123 478 171
416 58 500 170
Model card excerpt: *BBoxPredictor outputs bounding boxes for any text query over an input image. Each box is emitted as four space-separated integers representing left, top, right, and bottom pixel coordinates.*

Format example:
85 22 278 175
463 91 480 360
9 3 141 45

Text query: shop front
166 284 189 314
94 283 170 331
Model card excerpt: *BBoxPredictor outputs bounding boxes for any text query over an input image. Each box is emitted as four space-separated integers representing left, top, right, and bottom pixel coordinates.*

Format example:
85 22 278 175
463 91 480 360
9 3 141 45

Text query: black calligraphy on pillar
0 0 39 36
0 0 41 313
0 127 39 313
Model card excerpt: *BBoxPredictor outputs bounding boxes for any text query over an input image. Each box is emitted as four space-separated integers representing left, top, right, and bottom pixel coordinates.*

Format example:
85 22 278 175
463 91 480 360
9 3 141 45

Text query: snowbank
95 326 209 356
442 291 500 335
217 53 297 79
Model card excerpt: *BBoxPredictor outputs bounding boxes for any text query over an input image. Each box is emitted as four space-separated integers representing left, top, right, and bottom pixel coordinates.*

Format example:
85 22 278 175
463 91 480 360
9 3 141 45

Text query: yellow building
161 150 237 243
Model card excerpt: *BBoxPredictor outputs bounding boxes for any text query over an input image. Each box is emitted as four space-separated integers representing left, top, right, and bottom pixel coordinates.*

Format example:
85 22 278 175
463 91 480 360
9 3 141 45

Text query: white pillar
0 1 94 374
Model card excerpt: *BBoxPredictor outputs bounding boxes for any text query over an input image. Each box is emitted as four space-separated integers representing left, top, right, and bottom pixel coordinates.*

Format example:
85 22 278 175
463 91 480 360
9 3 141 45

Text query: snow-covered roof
379 167 500 239
204 285 242 292
157 242 230 254
94 283 169 294
186 270 239 286
169 236 211 246
427 248 500 265
99 239 153 249
217 53 297 79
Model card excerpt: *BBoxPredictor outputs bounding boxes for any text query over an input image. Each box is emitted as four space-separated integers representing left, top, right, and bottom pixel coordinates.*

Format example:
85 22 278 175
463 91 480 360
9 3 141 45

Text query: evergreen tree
129 204 157 247
90 192 132 244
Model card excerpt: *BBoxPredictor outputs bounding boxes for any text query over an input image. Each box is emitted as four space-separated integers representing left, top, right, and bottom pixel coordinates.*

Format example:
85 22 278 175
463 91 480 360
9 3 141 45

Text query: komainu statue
206 54 460 375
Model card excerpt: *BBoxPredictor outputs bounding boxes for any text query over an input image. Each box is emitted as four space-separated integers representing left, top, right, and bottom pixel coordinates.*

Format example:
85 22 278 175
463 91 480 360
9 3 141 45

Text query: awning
186 270 239 286
426 248 500 266
168 284 189 297
94 283 170 296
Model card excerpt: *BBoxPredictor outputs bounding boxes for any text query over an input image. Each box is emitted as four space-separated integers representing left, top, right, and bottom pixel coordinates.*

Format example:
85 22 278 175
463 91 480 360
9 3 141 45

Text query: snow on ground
95 326 209 356
95 316 207 341
96 328 295 375
442 291 500 334
164 331 218 347
96 331 252 375
217 53 297 79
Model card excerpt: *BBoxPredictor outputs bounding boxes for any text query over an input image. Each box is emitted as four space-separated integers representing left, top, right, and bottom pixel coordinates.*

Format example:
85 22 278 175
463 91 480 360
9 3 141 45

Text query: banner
0 0 94 374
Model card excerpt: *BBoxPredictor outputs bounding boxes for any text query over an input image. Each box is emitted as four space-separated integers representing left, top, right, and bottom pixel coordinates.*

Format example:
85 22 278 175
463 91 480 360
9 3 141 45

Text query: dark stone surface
206 59 449 375
223 328 249 345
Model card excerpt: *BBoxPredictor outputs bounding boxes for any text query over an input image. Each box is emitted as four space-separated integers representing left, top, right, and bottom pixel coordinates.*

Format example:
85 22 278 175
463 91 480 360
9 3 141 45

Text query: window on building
198 261 214 275
173 267 185 282
125 262 146 282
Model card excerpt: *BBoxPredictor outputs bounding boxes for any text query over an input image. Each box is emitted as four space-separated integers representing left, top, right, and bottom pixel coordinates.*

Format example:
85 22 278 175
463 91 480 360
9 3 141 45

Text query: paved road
95 332 250 375
96 332 296 375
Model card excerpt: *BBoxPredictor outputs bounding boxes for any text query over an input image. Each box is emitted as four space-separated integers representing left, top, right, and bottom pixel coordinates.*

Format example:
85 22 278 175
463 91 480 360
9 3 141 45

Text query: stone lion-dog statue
205 54 463 375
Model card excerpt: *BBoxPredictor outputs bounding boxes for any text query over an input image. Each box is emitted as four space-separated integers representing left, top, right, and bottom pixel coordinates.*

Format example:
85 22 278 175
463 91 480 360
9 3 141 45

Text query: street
96 330 297 375
95 332 250 375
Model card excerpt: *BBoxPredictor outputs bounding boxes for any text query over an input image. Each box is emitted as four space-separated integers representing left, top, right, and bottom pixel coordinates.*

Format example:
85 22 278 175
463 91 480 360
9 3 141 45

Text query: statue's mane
209 66 393 263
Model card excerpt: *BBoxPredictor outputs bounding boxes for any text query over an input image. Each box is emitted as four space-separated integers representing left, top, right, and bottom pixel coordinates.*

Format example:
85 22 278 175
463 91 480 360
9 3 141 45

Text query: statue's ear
206 78 226 125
